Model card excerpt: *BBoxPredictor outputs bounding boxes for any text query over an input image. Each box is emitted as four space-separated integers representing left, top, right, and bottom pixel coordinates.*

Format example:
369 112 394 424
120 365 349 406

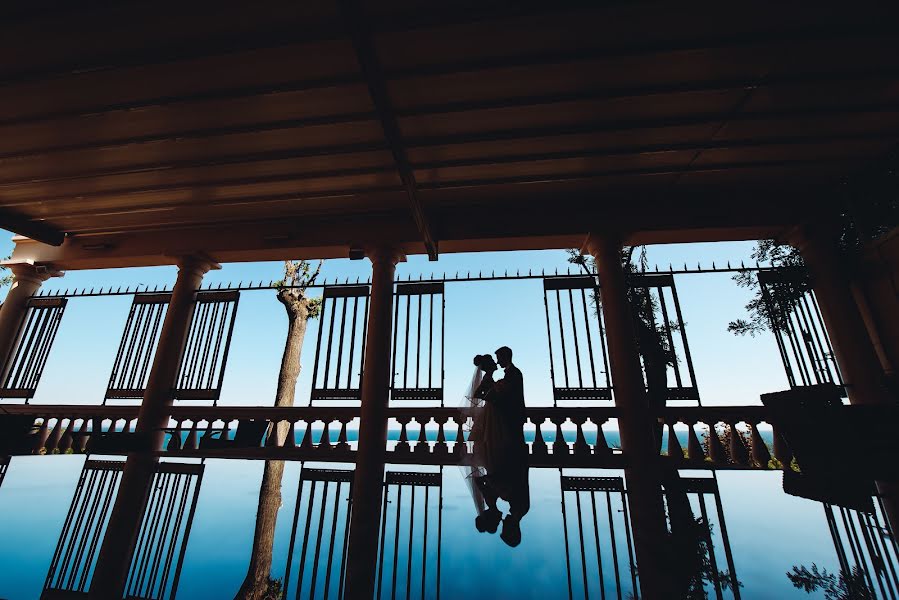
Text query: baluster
413 419 429 455
434 416 448 456
86 417 103 453
593 419 611 457
319 419 332 449
531 418 548 456
687 421 704 462
454 419 466 456
567 416 586 456
552 417 567 456
772 424 793 468
75 419 90 453
728 422 749 466
396 417 411 453
201 420 216 445
667 421 684 463
707 422 727 465
45 418 64 452
336 418 350 451
58 418 75 452
184 421 199 450
167 421 183 451
750 421 772 468
220 420 231 443
300 421 314 450
33 418 50 454
284 420 297 448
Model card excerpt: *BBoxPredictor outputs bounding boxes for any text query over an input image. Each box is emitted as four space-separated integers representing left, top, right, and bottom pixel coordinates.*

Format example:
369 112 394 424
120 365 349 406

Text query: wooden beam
0 208 64 246
338 0 438 260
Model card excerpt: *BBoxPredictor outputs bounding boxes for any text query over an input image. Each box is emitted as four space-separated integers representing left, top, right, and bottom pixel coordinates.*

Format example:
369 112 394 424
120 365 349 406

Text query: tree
787 563 875 599
235 260 322 600
727 240 808 337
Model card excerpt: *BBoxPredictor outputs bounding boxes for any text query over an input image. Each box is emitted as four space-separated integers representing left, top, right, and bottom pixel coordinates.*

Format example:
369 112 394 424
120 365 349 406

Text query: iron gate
757 269 845 396
105 291 239 403
0 297 67 401
391 282 445 404
310 285 370 403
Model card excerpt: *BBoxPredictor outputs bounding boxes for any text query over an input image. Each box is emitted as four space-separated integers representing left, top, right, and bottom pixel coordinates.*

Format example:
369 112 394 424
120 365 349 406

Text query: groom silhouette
492 346 525 435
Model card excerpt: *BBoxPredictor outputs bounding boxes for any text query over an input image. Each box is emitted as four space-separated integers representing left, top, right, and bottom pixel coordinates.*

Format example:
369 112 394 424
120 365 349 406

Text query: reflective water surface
1 454 896 599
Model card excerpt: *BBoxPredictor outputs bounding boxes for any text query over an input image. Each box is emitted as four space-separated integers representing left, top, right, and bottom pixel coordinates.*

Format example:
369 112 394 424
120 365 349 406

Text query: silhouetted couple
462 346 530 547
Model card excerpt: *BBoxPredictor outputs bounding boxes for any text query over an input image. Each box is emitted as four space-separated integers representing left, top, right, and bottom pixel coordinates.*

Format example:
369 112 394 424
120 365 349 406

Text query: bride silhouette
462 353 530 546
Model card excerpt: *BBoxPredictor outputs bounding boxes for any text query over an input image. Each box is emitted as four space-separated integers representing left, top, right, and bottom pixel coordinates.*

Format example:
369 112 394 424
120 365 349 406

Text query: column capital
2 260 64 284
582 231 627 258
364 246 406 266
176 253 220 277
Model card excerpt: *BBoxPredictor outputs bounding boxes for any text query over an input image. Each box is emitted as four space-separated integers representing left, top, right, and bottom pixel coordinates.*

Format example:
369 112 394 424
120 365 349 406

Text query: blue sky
0 232 789 408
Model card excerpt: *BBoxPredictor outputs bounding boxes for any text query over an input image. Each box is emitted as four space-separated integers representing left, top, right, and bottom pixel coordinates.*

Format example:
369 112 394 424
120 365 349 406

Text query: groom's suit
491 364 526 429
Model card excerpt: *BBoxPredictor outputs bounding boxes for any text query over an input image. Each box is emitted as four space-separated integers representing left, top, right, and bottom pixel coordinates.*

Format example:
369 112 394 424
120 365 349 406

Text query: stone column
0 262 62 369
88 255 216 599
344 247 403 598
137 255 219 448
790 222 892 406
586 233 671 600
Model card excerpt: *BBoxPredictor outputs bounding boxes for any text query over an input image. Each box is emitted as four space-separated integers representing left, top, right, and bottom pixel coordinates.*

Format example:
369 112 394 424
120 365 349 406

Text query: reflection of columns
345 247 403 599
587 233 670 600
90 256 215 599
137 255 218 449
0 262 62 367
88 453 157 599
790 222 891 406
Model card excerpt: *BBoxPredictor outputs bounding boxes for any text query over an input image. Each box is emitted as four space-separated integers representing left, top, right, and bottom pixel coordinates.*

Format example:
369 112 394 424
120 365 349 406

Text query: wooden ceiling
1 0 898 260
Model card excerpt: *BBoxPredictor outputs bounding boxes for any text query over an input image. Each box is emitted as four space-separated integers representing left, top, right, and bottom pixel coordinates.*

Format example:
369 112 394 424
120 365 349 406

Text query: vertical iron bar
842 506 878 594
124 302 151 390
556 289 570 388
322 296 339 390
575 491 590 598
825 504 851 575
580 288 599 388
323 480 343 600
760 281 796 387
670 280 698 397
335 296 349 391
282 471 306 595
856 509 890 599
138 303 166 390
108 301 139 392
416 293 422 388
590 491 607 600
406 486 415 600
783 291 813 386
428 293 434 390
711 476 741 599
568 289 584 388
179 302 207 390
697 493 723 600
403 294 411 389
193 300 220 389
543 289 557 405
296 480 319 596
800 293 834 384
440 292 445 407
30 305 65 392
606 490 622 600
392 483 403 600
206 299 230 389
347 296 359 390
337 482 353 600
793 296 825 384
81 469 121 591
436 473 443 600
390 292 400 394
594 287 612 390
872 501 899 592
422 485 430 600
561 488 575 600
159 473 191 599
212 298 240 403
1 306 35 386
310 296 329 395
620 488 639 600
65 468 109 590
810 291 844 385
657 287 683 388
360 293 370 390
46 465 90 589
376 482 390 600
10 306 49 389
309 481 330 597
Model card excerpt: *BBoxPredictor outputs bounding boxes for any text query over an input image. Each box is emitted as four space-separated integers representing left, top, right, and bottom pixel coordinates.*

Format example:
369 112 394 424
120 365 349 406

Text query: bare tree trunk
235 294 310 600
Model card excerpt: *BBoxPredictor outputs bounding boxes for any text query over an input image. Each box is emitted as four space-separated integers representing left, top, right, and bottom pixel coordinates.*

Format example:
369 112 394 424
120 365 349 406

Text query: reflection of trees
788 563 875 600
235 261 321 600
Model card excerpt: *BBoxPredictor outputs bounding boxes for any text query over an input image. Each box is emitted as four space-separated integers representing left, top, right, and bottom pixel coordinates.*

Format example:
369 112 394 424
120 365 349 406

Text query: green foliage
0 254 11 290
260 577 284 600
787 564 875 599
728 240 808 337
276 260 324 319
768 457 784 470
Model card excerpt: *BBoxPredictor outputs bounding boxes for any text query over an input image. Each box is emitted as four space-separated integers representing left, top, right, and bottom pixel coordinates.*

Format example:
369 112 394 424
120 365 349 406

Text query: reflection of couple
461 346 530 547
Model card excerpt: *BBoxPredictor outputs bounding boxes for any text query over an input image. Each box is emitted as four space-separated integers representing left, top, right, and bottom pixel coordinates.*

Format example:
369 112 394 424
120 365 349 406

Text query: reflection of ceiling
1 1 898 262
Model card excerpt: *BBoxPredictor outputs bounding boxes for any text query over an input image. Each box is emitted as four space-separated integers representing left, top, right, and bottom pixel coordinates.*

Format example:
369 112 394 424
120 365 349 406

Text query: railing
2 403 793 470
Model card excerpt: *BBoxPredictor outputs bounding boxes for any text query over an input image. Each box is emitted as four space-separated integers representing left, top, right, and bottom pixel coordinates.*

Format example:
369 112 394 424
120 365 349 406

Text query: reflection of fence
42 459 203 600
825 496 899 599
377 470 443 600
283 467 354 600
391 282 444 404
0 297 67 401
665 476 741 600
560 474 638 600
310 285 370 403
757 269 845 396
0 455 9 489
